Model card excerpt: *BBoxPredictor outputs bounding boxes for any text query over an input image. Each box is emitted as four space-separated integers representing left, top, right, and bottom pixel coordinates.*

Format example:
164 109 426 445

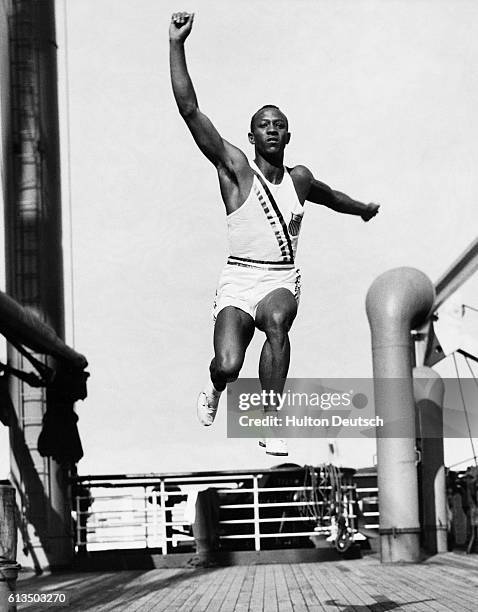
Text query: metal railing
355 487 379 530
73 467 369 554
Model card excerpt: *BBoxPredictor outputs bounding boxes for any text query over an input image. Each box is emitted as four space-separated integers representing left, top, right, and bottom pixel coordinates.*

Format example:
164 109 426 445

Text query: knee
213 353 242 382
263 309 291 340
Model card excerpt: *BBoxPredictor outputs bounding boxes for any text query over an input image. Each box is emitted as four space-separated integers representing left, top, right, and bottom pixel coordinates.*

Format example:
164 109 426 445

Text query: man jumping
169 12 379 456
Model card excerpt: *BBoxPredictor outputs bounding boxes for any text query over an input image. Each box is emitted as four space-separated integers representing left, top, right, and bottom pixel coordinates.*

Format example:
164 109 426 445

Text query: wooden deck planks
297 563 340 611
263 563 279 612
205 566 243 612
273 564 294 612
218 566 248 612
14 552 478 611
353 564 439 612
320 562 378 612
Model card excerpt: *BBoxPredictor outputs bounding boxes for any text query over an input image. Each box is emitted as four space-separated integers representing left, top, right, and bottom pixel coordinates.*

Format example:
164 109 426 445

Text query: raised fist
361 203 380 222
169 12 194 42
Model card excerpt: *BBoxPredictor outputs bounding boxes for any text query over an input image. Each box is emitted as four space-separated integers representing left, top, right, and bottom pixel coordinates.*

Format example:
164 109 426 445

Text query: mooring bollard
0 485 21 612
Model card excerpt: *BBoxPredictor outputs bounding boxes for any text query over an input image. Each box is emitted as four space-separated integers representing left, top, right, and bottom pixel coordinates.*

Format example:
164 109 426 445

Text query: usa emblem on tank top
288 212 303 237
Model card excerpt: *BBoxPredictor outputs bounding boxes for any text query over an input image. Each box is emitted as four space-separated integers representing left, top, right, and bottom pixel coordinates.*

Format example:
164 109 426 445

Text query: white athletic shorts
212 260 301 322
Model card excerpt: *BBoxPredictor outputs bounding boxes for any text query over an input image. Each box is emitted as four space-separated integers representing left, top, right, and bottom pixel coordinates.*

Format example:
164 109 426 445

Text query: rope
449 456 478 469
298 464 347 522
462 304 478 314
452 352 478 467
464 355 478 389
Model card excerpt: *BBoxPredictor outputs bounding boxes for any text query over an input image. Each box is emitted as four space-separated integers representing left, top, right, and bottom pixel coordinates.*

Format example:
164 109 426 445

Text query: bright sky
4 0 478 477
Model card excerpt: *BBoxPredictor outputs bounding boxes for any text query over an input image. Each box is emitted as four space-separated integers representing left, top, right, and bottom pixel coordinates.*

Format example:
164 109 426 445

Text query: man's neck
254 154 284 184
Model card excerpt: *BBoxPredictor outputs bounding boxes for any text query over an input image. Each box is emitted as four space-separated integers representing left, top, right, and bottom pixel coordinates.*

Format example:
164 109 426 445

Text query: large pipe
413 366 447 554
0 290 86 369
366 267 435 562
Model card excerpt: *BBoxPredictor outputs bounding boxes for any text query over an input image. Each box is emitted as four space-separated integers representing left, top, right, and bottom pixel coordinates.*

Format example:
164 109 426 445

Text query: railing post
252 476 260 552
143 486 149 549
152 489 159 548
159 479 168 555
75 492 82 553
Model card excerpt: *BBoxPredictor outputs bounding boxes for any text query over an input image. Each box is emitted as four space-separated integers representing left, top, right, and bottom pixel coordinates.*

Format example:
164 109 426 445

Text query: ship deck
15 551 478 611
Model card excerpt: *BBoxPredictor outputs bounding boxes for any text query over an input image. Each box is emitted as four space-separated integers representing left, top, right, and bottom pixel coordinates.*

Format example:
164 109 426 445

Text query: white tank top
226 162 304 268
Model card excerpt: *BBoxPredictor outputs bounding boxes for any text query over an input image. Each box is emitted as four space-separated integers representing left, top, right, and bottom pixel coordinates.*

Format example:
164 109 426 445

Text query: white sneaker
264 438 288 456
197 383 222 426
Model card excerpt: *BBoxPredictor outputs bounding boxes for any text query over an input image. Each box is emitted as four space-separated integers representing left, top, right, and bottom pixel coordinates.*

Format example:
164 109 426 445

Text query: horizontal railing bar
75 466 351 482
219 501 328 510
75 496 150 502
220 486 317 494
82 521 191 529
76 485 355 500
85 536 153 542
219 516 318 524
76 508 162 515
76 479 243 488
221 531 324 540
236 501 334 509
88 523 153 530
86 535 193 543
83 517 361 530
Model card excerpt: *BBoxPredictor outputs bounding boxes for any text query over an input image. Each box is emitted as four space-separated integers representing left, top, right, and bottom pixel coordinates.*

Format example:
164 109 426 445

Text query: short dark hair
250 105 288 132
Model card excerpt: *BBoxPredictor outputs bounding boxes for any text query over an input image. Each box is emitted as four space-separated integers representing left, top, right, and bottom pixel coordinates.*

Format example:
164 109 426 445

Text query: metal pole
434 238 478 311
75 491 82 554
366 267 435 562
253 476 260 552
413 366 447 554
143 486 148 549
159 480 168 555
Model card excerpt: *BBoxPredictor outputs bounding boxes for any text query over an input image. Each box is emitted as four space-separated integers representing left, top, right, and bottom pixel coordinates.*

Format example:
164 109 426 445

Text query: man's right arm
169 12 246 174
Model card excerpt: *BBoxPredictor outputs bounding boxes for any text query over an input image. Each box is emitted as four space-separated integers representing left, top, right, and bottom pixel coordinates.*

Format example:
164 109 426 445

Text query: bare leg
255 288 297 410
210 306 255 391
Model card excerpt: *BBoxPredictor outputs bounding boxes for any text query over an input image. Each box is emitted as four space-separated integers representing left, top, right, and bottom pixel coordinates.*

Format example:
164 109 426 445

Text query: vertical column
5 0 72 570
366 267 435 562
413 366 447 554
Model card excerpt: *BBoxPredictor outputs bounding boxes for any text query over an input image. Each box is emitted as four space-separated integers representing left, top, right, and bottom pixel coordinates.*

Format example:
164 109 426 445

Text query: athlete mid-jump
169 12 379 456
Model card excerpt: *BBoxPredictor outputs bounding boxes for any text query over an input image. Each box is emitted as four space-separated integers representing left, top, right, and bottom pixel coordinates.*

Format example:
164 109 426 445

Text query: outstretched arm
169 12 245 172
312 181 380 222
293 166 379 222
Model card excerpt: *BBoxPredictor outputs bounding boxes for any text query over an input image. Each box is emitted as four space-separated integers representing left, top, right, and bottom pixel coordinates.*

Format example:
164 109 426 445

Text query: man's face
248 108 290 154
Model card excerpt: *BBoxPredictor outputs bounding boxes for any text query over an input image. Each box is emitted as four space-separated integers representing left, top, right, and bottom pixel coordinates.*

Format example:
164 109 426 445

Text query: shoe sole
261 439 288 455
197 392 214 427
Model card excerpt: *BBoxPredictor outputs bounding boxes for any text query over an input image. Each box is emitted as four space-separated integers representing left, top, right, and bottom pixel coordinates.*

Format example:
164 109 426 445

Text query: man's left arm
292 166 380 222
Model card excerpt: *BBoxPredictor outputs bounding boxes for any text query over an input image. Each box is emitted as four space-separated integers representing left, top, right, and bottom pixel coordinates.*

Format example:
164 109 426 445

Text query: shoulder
288 164 314 181
223 139 250 171
218 139 253 184
287 165 314 203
